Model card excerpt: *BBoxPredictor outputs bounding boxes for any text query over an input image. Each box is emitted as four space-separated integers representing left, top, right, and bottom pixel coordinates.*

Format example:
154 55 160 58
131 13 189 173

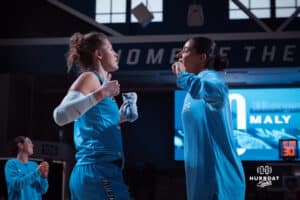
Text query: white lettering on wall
146 48 164 64
116 44 297 66
170 48 181 64
262 46 276 62
244 46 256 62
117 49 122 62
283 45 296 62
127 49 140 65
219 46 231 57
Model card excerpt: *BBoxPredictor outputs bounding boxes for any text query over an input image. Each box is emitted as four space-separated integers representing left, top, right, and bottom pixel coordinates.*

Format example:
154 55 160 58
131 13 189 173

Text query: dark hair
66 31 108 72
12 136 26 155
191 37 228 71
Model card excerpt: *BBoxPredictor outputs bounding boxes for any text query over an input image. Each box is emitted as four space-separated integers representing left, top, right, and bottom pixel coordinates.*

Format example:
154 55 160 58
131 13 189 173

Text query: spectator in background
4 136 49 200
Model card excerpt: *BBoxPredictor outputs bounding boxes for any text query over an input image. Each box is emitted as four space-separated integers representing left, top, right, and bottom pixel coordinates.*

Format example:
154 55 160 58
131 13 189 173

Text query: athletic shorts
69 160 130 200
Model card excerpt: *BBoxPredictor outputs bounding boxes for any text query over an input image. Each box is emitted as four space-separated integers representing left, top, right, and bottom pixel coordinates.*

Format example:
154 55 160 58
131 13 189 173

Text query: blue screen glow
174 88 300 161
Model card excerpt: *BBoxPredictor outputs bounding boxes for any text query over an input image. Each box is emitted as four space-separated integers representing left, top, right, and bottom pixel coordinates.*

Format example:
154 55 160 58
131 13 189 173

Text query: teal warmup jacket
177 70 245 200
4 159 48 200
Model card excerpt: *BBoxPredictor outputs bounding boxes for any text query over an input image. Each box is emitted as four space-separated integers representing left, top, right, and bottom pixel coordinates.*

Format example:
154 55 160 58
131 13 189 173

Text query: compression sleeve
53 91 98 126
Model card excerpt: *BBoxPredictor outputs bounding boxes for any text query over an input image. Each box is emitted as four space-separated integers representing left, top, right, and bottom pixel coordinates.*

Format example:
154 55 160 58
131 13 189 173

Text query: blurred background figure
4 136 49 200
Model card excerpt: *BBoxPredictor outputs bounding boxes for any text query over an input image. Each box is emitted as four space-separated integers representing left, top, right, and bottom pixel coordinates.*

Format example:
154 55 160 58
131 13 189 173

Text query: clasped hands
38 161 49 178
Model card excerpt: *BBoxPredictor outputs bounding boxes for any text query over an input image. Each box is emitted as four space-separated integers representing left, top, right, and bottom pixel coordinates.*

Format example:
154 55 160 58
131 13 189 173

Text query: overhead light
187 4 204 27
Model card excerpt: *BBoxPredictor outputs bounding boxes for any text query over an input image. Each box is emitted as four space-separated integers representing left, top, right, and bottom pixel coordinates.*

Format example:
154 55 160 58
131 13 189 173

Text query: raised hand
38 161 49 178
172 61 185 76
100 80 120 97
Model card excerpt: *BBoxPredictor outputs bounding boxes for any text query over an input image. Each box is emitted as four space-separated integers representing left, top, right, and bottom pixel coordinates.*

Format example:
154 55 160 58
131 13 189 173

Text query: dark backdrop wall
0 0 300 199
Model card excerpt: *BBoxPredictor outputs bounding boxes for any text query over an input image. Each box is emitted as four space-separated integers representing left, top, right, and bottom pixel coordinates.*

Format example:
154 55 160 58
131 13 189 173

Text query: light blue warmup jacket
4 159 48 200
177 70 246 200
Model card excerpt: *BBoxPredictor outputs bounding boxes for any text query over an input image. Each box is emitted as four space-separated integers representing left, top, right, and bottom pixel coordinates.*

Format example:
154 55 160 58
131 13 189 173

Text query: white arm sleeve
53 91 98 126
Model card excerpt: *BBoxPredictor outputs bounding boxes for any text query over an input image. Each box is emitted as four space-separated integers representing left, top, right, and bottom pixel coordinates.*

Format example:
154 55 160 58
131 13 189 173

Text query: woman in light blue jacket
172 37 245 200
5 136 49 200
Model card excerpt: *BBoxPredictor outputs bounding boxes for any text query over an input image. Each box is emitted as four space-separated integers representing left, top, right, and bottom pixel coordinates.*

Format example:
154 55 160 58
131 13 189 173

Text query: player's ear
95 49 103 60
17 142 24 151
199 53 207 63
